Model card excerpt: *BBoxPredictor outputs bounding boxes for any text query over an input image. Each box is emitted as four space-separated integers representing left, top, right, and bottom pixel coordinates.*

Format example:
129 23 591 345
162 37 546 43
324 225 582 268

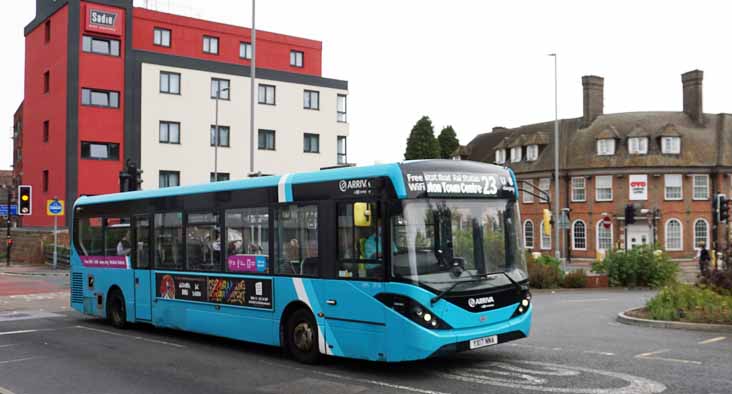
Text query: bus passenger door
133 215 152 321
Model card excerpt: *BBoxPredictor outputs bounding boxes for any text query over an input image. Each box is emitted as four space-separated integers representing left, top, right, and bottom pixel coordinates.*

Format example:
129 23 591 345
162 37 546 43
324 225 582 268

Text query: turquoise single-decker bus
70 160 532 363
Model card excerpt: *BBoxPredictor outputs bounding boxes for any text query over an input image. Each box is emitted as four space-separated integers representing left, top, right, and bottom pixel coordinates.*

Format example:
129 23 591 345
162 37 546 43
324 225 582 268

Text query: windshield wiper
430 277 492 305
429 271 525 305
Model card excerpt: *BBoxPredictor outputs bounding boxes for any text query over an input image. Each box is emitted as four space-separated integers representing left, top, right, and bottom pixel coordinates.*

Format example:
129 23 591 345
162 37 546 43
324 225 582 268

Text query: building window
661 137 681 154
337 136 347 164
82 35 120 56
538 178 550 203
153 28 171 47
572 220 587 250
239 42 252 59
628 137 648 155
595 175 613 201
694 219 709 250
43 120 49 143
524 220 534 249
159 71 180 94
523 180 534 203
540 220 551 250
693 174 709 200
210 125 230 147
258 84 276 105
211 78 230 100
43 170 49 192
81 88 119 108
159 121 180 144
290 50 303 67
81 141 120 160
43 71 50 93
664 174 682 200
510 146 522 162
44 20 51 43
258 129 275 150
304 133 320 153
665 219 682 251
495 149 506 164
596 139 615 155
159 171 180 188
597 221 613 251
337 94 347 122
304 90 320 110
210 173 230 182
571 177 586 202
526 144 538 161
203 35 219 54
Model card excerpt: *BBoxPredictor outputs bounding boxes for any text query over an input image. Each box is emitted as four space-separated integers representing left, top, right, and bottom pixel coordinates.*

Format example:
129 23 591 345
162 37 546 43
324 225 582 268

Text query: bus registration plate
469 335 498 349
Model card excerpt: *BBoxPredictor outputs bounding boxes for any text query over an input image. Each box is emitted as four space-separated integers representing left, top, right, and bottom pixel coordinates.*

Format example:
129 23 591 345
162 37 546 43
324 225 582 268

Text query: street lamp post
213 85 229 182
249 0 257 175
549 53 561 264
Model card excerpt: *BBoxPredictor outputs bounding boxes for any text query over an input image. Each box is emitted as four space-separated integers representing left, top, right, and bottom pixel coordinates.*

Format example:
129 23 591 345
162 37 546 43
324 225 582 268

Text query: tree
437 125 460 159
404 116 440 160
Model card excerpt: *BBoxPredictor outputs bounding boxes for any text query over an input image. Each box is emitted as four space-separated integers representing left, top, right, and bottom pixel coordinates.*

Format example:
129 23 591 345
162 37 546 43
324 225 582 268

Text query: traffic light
718 194 729 223
625 204 635 225
543 209 552 236
119 170 131 192
133 167 143 191
17 185 31 215
119 161 144 192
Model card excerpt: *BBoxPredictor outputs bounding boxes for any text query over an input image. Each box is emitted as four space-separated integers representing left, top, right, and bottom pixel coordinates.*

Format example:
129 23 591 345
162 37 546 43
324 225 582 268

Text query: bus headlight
376 293 451 330
511 290 531 319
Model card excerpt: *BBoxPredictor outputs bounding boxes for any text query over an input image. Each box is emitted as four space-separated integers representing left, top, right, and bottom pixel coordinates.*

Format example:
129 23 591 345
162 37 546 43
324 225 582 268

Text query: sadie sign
86 6 122 36
629 174 648 200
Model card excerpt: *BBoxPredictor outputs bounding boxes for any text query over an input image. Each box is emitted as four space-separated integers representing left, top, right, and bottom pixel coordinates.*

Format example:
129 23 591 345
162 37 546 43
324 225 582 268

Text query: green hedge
528 255 563 288
592 245 677 288
646 284 732 323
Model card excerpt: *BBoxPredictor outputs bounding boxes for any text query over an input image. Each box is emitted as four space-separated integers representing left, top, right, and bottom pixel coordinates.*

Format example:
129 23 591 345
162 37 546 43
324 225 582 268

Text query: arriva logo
338 179 370 192
468 296 495 308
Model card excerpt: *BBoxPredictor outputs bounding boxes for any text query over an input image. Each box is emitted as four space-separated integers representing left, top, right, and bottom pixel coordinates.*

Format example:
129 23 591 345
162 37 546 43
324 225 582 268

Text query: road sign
47 199 65 216
602 215 612 229
0 205 18 217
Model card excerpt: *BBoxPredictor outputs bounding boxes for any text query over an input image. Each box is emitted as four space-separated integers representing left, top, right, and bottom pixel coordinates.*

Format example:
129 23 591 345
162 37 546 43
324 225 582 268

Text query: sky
3 0 732 169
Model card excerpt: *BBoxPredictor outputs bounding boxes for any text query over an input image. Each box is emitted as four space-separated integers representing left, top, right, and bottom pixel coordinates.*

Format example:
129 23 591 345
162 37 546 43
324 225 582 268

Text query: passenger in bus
116 232 131 256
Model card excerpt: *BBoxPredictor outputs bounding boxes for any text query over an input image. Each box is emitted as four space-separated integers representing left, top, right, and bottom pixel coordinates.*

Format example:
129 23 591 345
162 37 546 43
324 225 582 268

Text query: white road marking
635 349 702 365
507 343 563 351
698 336 726 345
0 356 42 365
583 350 615 356
0 385 17 394
0 344 18 348
74 325 185 348
0 329 50 336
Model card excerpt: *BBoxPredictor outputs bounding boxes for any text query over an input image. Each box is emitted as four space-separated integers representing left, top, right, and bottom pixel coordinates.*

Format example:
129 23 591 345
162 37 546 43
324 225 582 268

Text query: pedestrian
697 242 710 277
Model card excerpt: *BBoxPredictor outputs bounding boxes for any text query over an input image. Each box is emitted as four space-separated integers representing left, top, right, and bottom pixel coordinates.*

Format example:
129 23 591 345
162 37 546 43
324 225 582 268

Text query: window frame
495 149 506 164
239 41 252 59
596 220 613 252
523 220 534 249
572 220 587 250
80 141 120 161
540 220 551 250
82 35 121 57
661 137 681 154
153 27 171 47
81 88 120 109
526 144 539 161
210 125 231 148
159 170 180 188
664 219 683 251
628 137 648 155
337 136 347 164
693 218 709 250
258 84 276 105
595 175 613 202
538 178 550 203
522 180 534 203
210 78 230 100
596 138 616 156
159 121 181 144
664 174 683 201
203 35 219 55
290 50 304 67
337 94 347 123
159 71 181 95
43 71 50 94
571 177 586 202
258 129 276 151
692 174 709 200
303 133 320 154
303 90 320 110
510 146 522 162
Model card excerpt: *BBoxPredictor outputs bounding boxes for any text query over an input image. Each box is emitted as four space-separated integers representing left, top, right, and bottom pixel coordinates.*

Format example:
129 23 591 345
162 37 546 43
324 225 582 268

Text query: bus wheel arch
280 302 320 364
106 286 127 329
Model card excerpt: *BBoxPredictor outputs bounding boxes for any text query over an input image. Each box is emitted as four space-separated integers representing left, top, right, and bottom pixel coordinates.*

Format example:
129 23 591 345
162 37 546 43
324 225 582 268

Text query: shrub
646 284 732 323
592 245 677 288
699 270 732 296
528 255 562 289
562 270 587 288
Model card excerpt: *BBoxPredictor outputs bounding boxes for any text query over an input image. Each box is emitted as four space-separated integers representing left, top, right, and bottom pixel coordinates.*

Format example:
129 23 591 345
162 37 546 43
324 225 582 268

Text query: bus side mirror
354 202 372 227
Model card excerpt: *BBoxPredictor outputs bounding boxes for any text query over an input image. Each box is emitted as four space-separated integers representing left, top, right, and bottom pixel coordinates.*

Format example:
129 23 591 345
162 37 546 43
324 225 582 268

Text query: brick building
459 70 729 278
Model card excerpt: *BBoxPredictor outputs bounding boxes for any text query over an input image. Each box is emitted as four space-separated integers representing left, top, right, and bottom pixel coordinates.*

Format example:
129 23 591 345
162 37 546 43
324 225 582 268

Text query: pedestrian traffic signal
119 160 144 192
17 185 31 216
625 204 635 225
543 209 552 236
719 194 729 223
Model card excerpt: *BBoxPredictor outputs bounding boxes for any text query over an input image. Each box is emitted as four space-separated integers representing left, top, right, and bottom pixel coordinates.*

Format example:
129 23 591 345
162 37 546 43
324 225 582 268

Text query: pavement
0 278 731 394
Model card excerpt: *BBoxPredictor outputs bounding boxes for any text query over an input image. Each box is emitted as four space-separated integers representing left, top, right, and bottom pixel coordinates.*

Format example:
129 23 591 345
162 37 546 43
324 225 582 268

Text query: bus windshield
391 199 527 293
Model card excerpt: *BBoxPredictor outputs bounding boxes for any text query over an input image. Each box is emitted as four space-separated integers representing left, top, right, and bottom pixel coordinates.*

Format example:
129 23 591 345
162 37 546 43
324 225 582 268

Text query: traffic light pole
6 187 11 267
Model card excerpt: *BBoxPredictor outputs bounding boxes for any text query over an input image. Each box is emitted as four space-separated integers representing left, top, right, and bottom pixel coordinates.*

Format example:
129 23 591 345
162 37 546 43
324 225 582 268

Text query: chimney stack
682 70 703 124
582 75 604 127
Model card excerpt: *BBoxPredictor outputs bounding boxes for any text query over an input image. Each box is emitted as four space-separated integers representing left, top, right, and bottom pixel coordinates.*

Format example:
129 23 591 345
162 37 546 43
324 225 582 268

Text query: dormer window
526 144 538 161
628 137 648 154
661 136 681 154
510 146 522 162
495 149 506 164
596 138 615 155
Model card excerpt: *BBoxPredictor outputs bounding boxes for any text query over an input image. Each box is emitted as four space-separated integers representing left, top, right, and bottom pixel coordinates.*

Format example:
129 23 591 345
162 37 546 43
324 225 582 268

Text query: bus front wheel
107 289 127 329
286 308 320 364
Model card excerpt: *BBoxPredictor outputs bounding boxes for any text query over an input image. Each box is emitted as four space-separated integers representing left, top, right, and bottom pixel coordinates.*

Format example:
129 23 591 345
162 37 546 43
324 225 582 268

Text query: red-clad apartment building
16 0 349 227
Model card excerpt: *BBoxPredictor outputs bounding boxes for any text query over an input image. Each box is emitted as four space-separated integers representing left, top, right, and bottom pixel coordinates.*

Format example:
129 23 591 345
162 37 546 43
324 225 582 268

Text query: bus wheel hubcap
293 322 313 351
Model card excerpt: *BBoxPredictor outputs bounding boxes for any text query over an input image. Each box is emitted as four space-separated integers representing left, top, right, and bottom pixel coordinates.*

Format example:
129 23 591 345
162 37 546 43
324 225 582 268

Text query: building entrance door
626 224 651 250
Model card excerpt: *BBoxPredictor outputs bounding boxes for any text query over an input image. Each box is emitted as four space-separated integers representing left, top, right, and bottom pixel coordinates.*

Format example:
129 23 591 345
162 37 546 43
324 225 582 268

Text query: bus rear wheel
286 308 320 364
107 289 127 329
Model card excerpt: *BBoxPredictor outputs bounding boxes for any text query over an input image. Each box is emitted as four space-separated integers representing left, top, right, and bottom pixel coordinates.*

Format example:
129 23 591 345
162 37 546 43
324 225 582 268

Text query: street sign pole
53 214 58 270
46 198 64 269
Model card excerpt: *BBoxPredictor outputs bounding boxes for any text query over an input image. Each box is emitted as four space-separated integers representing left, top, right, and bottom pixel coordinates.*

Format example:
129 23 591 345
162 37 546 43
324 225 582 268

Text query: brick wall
4 227 69 264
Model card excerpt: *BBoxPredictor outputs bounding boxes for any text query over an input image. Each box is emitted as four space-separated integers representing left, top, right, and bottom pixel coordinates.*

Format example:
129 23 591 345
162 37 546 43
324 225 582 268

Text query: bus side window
225 207 270 274
134 215 151 269
155 212 184 270
77 216 104 256
105 217 131 257
336 202 384 280
274 205 319 277
186 212 221 272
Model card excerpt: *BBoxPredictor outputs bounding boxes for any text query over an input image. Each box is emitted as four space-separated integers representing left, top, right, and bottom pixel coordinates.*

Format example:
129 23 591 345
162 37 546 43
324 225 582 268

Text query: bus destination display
404 171 515 198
